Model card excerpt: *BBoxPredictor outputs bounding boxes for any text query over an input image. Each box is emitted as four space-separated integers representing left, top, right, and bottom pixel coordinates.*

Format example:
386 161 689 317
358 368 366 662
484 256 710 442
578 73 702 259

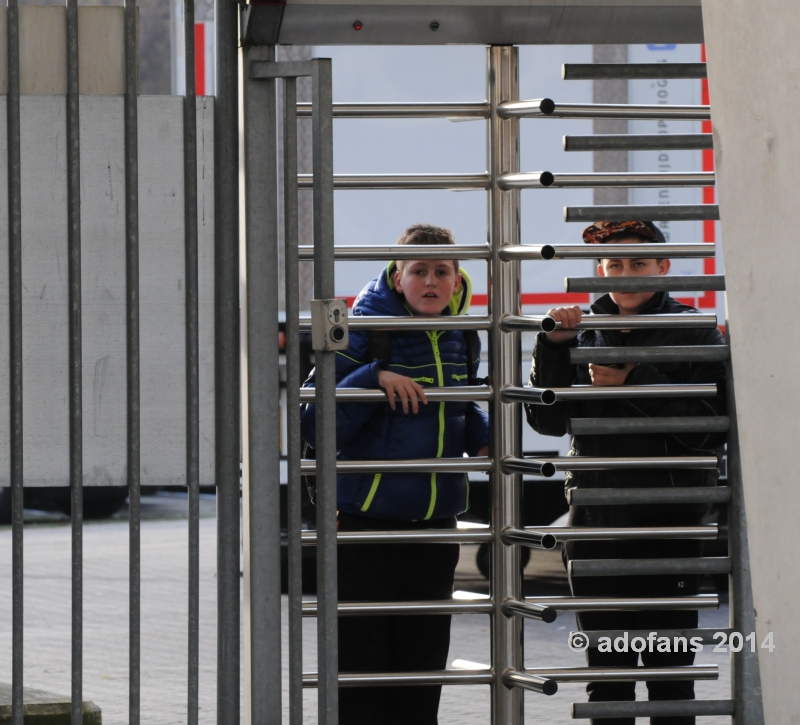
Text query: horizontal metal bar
569 346 729 364
551 384 718 400
303 600 494 617
500 313 718 333
565 204 720 223
300 530 493 546
298 386 493 404
300 457 491 475
299 315 492 333
499 243 715 261
503 669 558 696
528 594 719 612
529 665 717 683
501 527 557 550
563 63 707 81
499 99 710 120
297 244 492 261
564 134 713 152
567 486 731 506
500 171 714 190
297 173 489 190
502 598 558 623
568 416 730 436
532 456 719 472
502 457 557 478
566 275 725 293
296 102 491 119
500 315 557 332
535 525 718 541
572 699 734 719
500 386 556 405
575 628 731 648
303 670 493 688
569 557 732 578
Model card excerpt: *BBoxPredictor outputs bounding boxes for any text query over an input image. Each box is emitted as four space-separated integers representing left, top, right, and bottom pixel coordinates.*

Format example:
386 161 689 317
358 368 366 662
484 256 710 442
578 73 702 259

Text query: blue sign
647 44 677 50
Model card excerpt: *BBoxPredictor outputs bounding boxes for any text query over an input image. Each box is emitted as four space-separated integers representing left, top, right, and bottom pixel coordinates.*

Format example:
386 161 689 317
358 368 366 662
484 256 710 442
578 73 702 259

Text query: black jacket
526 292 726 526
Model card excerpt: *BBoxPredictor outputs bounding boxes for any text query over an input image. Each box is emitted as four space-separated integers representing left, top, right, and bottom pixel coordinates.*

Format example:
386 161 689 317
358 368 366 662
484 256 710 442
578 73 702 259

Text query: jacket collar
590 290 669 316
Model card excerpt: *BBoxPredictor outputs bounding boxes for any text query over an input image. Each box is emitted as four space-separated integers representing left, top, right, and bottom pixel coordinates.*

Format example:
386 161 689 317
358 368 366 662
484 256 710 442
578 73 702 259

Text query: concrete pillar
702 1 800 720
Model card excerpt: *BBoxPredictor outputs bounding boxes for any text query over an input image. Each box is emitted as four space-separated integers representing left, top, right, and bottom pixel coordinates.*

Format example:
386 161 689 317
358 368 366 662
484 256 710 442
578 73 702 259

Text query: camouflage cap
582 220 666 244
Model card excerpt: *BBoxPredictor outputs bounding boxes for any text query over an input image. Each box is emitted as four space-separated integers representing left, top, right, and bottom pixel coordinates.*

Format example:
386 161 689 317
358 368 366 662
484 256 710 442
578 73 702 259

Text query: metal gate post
487 45 523 725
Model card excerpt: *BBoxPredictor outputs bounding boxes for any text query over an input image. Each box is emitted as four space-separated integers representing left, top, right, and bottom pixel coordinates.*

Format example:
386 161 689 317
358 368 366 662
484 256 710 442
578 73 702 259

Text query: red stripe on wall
195 23 205 96
696 44 717 310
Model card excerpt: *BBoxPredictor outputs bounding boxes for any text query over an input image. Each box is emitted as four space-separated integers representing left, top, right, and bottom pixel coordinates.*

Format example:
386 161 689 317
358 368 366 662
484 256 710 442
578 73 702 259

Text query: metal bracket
310 299 349 351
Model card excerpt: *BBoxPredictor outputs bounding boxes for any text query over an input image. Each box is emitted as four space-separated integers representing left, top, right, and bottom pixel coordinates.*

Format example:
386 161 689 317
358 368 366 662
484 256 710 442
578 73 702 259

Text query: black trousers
337 512 460 725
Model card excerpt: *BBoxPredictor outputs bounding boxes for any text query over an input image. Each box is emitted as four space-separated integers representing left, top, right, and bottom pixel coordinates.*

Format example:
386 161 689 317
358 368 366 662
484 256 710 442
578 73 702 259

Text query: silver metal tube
499 386 556 405
302 670 494 688
500 527 557 550
526 665 717 682
297 173 490 190
499 99 710 120
502 669 558 696
499 243 714 261
572 700 734 720
537 525 718 541
576 628 730 648
298 385 493 404
296 101 491 119
297 243 492 261
501 599 558 623
564 134 713 152
569 557 733 578
568 416 730 436
499 315 557 333
569 346 729 364
7 0 22 721
300 457 491 475
526 594 719 612
500 171 714 189
299 315 492 332
552 384 717 400
566 275 725 293
502 313 717 333
565 204 719 223
501 457 556 478
567 486 732 506
301 529 493 545
531 456 719 472
302 600 494 617
562 63 707 81
214 0 241 719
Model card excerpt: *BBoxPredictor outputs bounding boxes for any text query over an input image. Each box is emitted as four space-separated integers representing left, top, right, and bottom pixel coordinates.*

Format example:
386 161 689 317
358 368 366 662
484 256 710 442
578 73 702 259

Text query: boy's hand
589 362 635 386
545 306 583 344
378 370 429 414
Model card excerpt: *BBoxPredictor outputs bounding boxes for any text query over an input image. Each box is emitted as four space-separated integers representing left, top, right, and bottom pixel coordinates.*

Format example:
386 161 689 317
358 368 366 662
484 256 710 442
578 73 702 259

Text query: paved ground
0 492 731 724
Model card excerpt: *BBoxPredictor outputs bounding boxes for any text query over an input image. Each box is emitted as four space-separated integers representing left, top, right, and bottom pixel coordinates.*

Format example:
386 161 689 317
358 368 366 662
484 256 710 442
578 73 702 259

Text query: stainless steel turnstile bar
499 171 714 189
572 700 735 720
498 99 711 121
564 134 713 152
500 313 717 333
550 384 718 401
565 204 720 223
576 628 731 647
533 525 719 541
7 0 22 721
566 275 725 293
296 101 491 119
66 1 83 722
297 173 490 190
301 529 494 545
300 457 491 475
299 315 493 332
499 243 715 261
503 670 557 695
500 527 558 550
568 416 730 436
526 594 719 611
520 456 719 474
303 600 494 616
562 63 707 80
570 346 730 364
567 486 732 506
303 670 495 687
297 244 492 261
569 558 733 578
528 666 718 682
298 385 493 403
501 599 558 623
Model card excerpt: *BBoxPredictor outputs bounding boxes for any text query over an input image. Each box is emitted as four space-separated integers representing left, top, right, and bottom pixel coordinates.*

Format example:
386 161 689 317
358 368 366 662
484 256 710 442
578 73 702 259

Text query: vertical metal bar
725 355 765 725
214 0 241 719
283 76 305 725
6 0 22 722
242 44 282 725
65 0 83 723
182 0 200 721
311 58 338 725
122 0 141 723
488 45 523 725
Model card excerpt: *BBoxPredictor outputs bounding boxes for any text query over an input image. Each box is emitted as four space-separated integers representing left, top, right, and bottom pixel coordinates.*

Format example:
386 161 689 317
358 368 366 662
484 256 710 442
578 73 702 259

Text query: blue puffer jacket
301 263 490 521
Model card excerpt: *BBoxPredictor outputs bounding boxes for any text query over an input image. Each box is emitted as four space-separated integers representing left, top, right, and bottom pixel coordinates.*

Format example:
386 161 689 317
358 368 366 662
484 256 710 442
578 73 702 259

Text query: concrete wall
702 0 800 719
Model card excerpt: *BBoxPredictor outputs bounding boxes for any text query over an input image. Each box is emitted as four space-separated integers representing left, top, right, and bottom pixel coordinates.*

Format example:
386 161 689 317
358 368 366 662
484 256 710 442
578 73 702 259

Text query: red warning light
353 20 363 31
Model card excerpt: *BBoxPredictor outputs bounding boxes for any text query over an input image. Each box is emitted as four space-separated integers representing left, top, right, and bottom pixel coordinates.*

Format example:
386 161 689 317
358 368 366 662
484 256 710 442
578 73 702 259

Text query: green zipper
360 473 382 512
412 376 435 384
451 373 468 382
424 331 446 520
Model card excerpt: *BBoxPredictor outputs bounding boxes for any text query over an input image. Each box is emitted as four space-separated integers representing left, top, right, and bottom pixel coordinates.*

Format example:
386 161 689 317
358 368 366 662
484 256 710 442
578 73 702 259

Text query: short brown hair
395 224 458 272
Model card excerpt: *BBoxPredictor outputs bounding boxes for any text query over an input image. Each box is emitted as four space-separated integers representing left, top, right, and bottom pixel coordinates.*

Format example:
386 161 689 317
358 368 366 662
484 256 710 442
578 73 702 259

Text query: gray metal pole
215 0 241 720
311 58 339 725
487 44 523 725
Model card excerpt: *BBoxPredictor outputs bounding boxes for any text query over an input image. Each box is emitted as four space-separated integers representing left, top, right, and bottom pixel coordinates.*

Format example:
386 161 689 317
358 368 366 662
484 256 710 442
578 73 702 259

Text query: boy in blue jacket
301 224 490 725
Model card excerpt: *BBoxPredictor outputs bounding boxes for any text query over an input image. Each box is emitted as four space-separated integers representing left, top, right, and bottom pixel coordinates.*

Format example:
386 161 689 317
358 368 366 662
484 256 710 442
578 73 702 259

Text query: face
597 235 671 315
394 259 461 316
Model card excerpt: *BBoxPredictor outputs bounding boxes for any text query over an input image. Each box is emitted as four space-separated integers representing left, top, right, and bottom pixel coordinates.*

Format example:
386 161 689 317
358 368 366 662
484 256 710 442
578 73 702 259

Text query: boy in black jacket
526 221 726 725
